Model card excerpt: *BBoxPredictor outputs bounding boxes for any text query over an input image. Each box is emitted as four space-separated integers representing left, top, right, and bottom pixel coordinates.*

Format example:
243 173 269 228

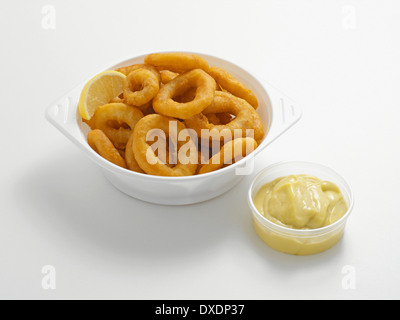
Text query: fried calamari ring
92 103 144 149
160 70 179 84
132 114 198 176
88 129 127 169
198 138 258 174
116 63 161 82
125 133 145 173
125 131 174 172
208 66 258 109
144 52 210 73
153 69 216 119
184 91 264 143
123 68 160 110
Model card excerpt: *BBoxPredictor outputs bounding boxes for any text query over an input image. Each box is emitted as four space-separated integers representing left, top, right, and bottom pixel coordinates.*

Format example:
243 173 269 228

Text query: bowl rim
78 51 273 181
247 160 355 236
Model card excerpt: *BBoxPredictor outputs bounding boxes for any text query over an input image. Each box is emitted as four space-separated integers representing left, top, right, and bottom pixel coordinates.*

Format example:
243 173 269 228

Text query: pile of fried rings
84 52 265 177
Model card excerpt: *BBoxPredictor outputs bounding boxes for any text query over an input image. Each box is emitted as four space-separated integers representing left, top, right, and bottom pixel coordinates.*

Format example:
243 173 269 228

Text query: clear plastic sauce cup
248 161 354 255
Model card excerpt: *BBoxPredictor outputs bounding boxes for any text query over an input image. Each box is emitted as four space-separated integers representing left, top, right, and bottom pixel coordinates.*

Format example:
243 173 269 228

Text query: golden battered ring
116 63 161 82
123 68 160 110
88 129 127 168
124 133 145 173
92 103 144 149
144 52 210 73
160 70 179 84
198 137 258 174
132 114 198 176
208 66 258 109
184 91 264 144
153 69 216 119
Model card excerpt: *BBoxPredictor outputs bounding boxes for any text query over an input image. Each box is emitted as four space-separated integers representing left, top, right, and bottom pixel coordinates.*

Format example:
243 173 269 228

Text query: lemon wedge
78 70 126 120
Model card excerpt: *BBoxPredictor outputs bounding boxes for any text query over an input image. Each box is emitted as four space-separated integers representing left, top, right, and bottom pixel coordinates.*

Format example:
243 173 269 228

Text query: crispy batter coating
116 63 161 82
132 114 198 176
198 138 258 174
91 103 143 149
123 68 160 110
153 69 216 119
145 52 210 73
88 129 127 168
184 91 264 144
160 70 179 84
125 133 145 173
208 66 258 109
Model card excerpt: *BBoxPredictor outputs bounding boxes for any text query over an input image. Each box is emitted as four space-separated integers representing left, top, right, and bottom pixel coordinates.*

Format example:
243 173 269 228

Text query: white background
0 0 399 300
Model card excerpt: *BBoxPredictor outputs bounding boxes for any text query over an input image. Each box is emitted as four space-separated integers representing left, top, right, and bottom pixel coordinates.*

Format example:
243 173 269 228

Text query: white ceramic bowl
45 52 302 205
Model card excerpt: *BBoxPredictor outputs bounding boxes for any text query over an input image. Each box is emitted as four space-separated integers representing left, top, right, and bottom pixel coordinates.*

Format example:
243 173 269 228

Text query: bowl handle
258 79 302 146
45 87 86 149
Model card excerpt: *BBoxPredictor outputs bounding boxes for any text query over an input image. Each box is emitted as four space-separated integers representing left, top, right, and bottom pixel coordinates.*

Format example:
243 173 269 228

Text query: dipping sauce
252 174 349 255
254 175 348 230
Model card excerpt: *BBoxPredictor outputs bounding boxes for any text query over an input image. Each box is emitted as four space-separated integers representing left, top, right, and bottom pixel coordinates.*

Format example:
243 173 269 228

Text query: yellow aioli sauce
254 175 348 230
252 175 348 255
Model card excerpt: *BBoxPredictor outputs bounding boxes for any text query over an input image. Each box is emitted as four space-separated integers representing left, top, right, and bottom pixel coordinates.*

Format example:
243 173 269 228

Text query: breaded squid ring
144 52 210 73
92 103 144 149
160 70 179 84
123 68 160 110
198 138 258 174
153 69 216 119
132 114 198 176
184 91 264 143
116 63 161 82
127 129 173 172
125 133 145 173
88 129 127 168
208 66 258 109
